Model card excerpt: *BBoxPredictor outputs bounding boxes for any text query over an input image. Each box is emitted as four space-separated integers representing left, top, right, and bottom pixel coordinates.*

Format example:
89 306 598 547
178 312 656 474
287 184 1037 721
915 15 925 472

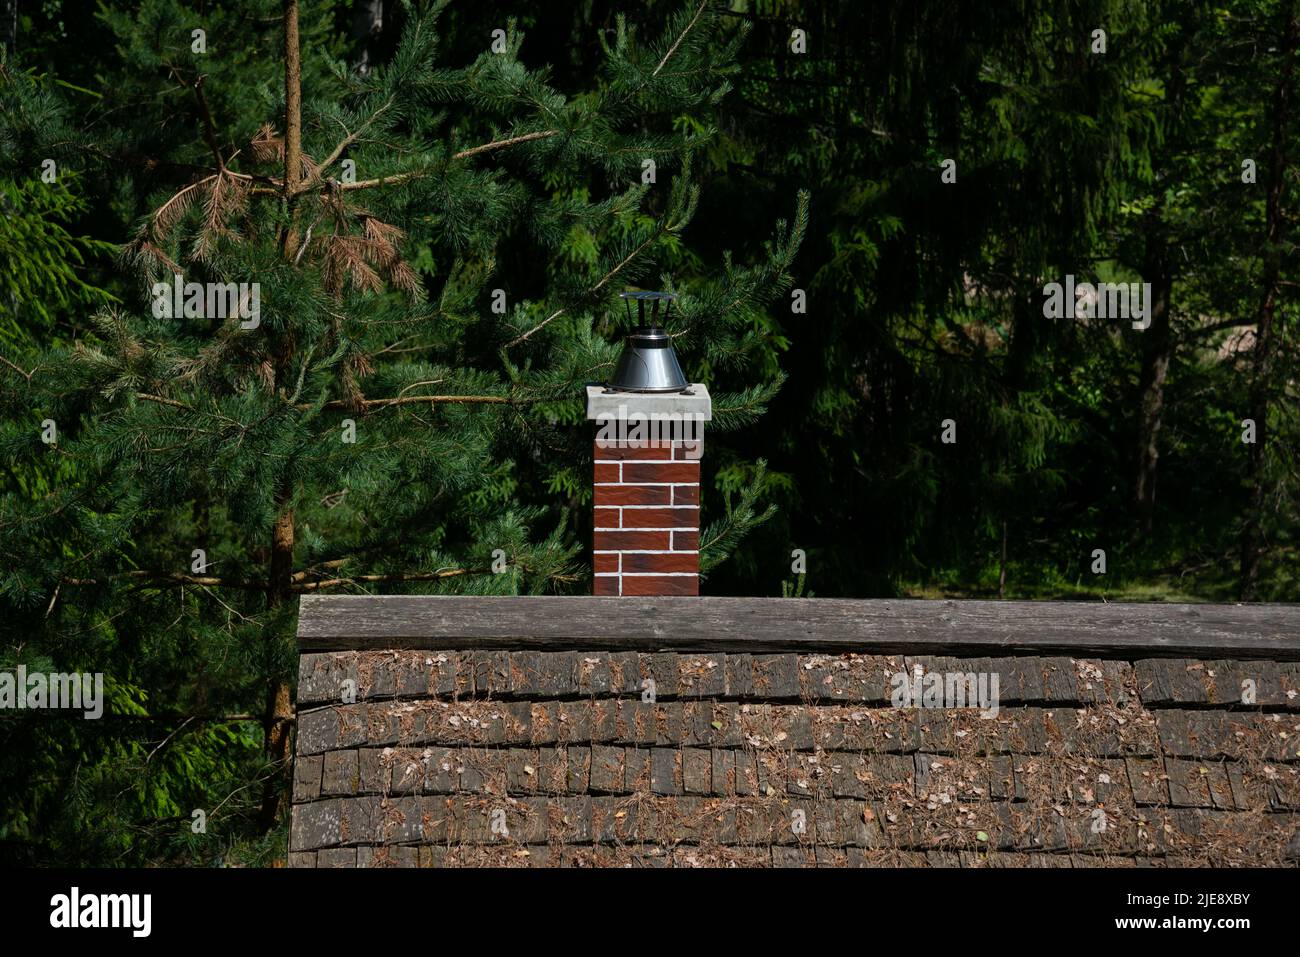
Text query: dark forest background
0 0 1295 864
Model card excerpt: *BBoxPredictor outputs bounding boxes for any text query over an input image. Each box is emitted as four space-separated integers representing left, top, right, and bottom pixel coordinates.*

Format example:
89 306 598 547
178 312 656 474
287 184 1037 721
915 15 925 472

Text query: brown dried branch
313 214 418 300
192 171 250 262
251 123 283 165
121 238 183 280
146 175 215 242
320 233 384 296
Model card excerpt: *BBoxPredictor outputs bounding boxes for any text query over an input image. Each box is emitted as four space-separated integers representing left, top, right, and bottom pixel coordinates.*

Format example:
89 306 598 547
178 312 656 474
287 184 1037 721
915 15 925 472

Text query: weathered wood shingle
289 596 1300 867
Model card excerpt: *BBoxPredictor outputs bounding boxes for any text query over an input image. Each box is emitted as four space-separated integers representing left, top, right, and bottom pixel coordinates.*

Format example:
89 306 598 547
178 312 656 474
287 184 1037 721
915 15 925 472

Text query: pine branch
135 392 191 410
293 568 480 591
504 307 566 349
135 390 511 414
299 7 440 193
1189 317 1254 337
291 558 352 581
89 714 267 723
312 394 510 410
144 176 216 241
60 571 265 589
451 129 559 161
191 74 226 172
85 144 277 186
0 353 35 381
298 94 396 195
336 130 560 192
655 0 710 77
699 460 777 573
504 225 666 348
60 566 516 593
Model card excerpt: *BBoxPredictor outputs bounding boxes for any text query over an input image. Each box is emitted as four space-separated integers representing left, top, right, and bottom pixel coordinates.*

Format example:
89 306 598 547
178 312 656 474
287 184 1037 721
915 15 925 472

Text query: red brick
594 507 621 528
595 485 671 506
621 507 697 529
593 552 620 574
594 530 671 551
674 440 704 461
671 530 699 550
622 552 698 574
671 485 699 506
594 575 620 596
623 462 700 483
592 441 675 461
622 575 699 596
594 463 620 484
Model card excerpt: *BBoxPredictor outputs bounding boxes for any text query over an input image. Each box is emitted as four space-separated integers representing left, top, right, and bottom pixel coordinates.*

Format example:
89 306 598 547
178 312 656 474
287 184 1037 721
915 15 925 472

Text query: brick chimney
586 384 712 596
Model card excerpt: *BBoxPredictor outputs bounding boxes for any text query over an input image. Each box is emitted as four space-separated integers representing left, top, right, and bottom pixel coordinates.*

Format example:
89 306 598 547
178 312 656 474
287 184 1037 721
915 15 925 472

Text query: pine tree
0 0 806 860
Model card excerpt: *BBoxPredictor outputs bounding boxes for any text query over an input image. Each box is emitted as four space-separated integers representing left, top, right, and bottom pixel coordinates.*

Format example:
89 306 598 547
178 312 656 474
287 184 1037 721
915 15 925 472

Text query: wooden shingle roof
289 597 1300 867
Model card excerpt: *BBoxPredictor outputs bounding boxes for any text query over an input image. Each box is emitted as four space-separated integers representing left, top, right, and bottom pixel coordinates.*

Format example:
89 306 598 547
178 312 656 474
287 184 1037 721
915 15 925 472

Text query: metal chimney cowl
606 290 689 394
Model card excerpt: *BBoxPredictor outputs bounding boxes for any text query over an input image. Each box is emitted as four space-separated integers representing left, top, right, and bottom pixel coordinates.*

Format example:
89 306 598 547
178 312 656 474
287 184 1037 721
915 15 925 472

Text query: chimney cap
585 383 711 420
608 289 688 392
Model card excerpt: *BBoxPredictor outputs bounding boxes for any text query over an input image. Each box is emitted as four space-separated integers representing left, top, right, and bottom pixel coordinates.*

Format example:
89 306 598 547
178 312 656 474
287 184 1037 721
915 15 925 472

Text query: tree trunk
1240 0 1296 600
998 520 1007 599
281 0 304 259
258 0 305 832
258 504 295 830
2 0 16 52
352 0 386 76
1132 237 1172 535
1129 37 1189 539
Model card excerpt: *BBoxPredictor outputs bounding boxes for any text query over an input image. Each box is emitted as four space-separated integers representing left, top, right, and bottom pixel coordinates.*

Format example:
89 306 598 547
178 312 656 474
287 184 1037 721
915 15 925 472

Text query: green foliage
0 176 117 338
0 64 117 345
2 0 1296 867
692 0 1298 601
0 0 802 865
